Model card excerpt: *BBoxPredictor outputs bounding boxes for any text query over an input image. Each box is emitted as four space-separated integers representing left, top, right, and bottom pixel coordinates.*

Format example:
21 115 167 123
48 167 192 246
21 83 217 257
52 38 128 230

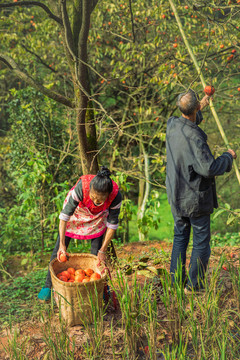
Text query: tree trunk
75 0 99 174
40 191 45 250
85 101 99 174
76 94 91 174
137 143 150 242
75 90 98 174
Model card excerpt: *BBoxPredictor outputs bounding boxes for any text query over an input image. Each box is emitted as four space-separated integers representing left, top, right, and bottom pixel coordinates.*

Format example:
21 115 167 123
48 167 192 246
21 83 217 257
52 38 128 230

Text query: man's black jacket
166 111 233 217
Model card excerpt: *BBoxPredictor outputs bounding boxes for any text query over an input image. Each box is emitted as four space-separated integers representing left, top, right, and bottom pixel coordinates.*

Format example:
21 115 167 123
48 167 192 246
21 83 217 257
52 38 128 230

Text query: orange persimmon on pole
168 0 240 185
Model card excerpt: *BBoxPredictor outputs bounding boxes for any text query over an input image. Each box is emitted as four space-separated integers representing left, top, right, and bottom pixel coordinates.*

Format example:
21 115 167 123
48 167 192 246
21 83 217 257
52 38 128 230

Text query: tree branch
128 0 136 43
77 0 91 87
72 0 82 51
21 43 57 73
90 0 98 13
78 0 91 60
0 1 63 25
20 42 74 90
0 53 74 108
60 0 76 59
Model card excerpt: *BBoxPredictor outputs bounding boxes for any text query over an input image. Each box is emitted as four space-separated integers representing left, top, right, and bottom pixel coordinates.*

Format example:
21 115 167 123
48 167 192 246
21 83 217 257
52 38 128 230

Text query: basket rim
49 253 108 286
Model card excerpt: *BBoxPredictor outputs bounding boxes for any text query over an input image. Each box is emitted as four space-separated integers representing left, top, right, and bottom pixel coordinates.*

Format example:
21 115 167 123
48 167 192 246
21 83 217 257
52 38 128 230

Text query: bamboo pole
168 0 240 185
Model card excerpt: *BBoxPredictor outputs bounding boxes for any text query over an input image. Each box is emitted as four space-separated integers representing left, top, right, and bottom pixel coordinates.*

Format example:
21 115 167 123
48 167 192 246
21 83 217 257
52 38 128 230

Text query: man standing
166 89 236 291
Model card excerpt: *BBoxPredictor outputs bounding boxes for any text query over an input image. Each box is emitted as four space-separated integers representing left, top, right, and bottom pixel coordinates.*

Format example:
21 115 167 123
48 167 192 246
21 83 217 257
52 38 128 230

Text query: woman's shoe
38 287 52 302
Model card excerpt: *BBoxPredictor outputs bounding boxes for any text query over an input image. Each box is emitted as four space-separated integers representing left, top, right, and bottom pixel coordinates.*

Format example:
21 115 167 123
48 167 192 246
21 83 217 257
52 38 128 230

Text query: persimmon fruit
59 253 68 262
56 266 102 283
90 273 101 281
85 268 94 277
204 85 215 96
62 270 71 280
67 268 75 275
75 273 85 282
75 269 86 276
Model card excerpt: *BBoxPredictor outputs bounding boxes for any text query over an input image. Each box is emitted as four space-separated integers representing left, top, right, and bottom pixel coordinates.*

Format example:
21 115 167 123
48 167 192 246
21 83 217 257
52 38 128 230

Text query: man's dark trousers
170 214 211 289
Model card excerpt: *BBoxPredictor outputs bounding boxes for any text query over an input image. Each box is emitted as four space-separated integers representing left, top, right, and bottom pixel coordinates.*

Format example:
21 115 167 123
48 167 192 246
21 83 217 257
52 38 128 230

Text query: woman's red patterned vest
63 175 119 239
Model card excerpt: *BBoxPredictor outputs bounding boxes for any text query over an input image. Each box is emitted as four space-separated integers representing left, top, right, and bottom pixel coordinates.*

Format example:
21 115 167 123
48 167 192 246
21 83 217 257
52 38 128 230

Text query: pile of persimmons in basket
57 267 101 283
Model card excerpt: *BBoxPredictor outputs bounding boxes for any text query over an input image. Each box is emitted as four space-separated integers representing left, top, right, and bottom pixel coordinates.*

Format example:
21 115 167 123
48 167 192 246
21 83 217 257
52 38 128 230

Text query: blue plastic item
38 287 51 301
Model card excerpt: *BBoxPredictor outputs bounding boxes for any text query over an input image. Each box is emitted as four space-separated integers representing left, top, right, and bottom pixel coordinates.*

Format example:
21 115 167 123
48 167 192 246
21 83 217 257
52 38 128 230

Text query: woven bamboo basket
49 253 107 327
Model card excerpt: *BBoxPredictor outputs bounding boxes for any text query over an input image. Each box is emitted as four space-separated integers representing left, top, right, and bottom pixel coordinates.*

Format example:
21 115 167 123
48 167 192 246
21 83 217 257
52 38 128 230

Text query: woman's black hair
90 166 113 194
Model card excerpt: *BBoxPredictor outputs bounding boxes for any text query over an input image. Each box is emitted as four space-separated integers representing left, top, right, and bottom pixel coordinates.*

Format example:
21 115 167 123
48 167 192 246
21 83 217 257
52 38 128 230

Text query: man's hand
200 95 210 110
227 149 237 159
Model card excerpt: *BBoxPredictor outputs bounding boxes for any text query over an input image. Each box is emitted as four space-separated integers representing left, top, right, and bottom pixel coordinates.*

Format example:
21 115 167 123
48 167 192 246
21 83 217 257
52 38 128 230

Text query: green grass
128 193 174 242
2 255 240 359
128 193 240 244
0 269 49 328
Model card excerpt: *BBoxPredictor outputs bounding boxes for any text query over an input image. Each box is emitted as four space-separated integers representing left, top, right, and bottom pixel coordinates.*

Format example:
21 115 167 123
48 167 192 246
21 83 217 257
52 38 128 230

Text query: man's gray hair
177 89 199 116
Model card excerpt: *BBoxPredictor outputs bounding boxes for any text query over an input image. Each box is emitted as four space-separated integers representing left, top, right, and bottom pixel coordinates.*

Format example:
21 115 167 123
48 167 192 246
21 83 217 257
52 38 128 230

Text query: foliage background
0 0 239 263
0 2 240 359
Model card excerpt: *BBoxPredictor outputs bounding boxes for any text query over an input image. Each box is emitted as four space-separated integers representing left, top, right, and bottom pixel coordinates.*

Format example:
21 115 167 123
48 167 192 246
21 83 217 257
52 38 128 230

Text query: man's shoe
38 287 51 302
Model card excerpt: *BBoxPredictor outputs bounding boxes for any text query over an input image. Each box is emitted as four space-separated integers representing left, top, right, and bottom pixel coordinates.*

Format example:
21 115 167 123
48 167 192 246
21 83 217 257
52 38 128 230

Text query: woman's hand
97 250 106 266
57 245 67 262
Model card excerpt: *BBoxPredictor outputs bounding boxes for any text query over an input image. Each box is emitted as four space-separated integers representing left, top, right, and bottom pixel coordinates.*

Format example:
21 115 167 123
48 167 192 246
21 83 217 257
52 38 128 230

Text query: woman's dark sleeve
59 179 83 221
106 191 122 230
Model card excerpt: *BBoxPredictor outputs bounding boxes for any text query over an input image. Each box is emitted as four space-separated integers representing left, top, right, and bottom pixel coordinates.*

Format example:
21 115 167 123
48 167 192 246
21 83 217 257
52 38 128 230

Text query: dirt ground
0 240 239 360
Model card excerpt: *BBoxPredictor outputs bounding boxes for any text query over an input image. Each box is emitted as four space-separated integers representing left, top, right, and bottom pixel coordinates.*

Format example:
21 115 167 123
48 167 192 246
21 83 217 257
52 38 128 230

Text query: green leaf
45 82 55 89
224 203 231 210
146 266 158 275
21 258 28 266
137 270 155 278
213 209 226 220
137 262 148 269
125 267 133 275
226 215 235 226
138 256 150 263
